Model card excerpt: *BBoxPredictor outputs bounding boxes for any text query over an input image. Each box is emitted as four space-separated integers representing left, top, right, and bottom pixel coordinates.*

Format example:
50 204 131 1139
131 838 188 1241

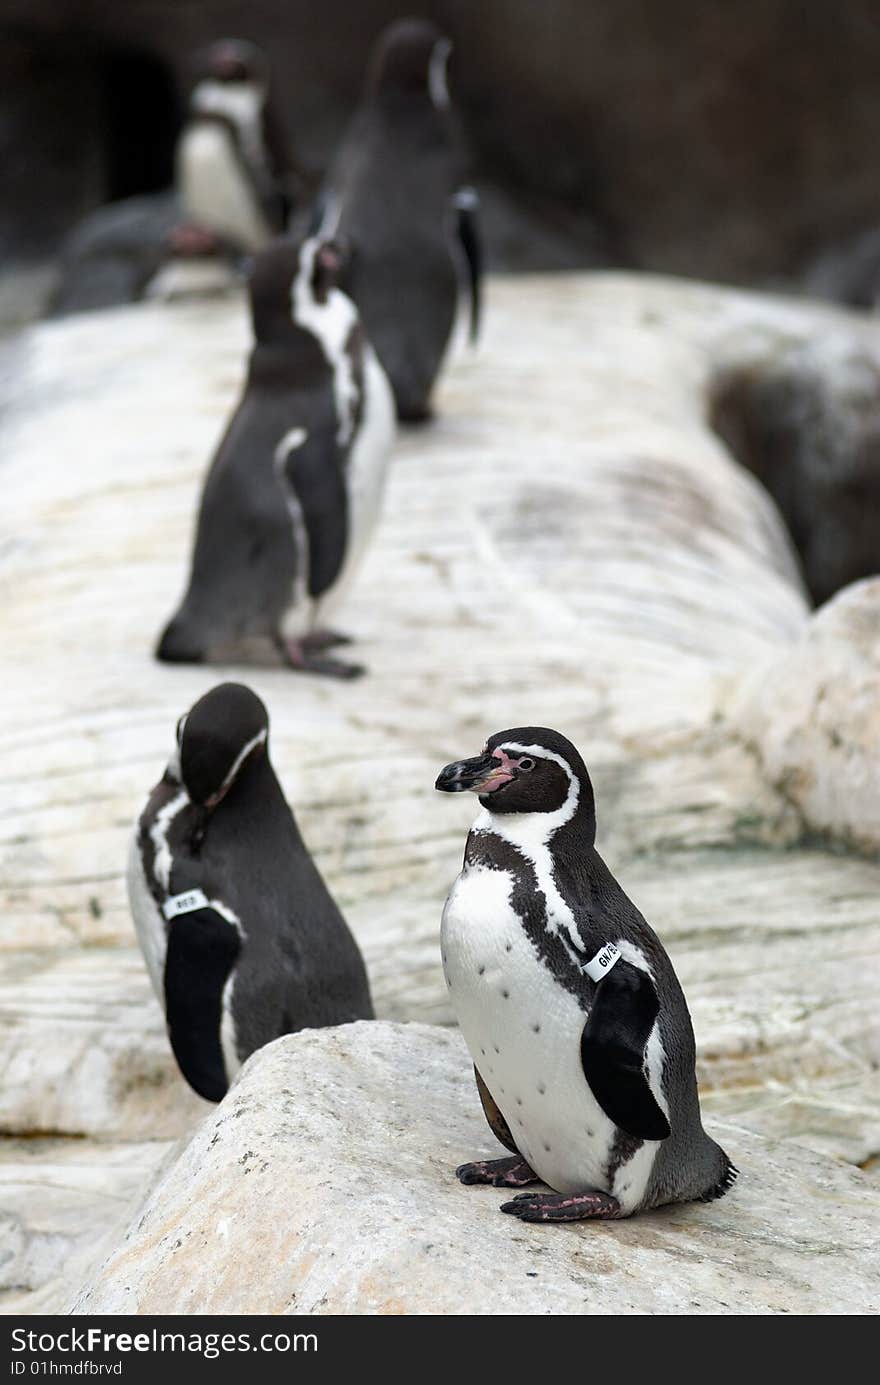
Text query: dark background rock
4 0 880 280
711 343 880 607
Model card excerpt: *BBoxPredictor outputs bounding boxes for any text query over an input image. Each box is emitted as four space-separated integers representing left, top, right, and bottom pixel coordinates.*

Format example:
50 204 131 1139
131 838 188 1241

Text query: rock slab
72 1023 880 1316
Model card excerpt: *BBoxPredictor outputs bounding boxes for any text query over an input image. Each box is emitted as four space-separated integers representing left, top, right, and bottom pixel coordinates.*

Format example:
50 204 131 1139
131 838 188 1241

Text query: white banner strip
162 888 210 921
581 941 621 982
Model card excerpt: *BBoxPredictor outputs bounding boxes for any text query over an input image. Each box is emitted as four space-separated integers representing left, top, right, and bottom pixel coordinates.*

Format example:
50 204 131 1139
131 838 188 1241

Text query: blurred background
5 0 880 320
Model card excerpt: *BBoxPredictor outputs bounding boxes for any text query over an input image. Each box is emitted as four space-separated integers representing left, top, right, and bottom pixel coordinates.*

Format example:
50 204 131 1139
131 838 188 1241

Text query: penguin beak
435 751 514 794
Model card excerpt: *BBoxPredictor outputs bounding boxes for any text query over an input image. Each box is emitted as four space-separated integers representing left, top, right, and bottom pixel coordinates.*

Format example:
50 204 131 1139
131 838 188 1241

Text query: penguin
312 17 482 422
156 234 395 678
47 192 180 318
177 38 303 253
435 728 736 1223
127 682 374 1102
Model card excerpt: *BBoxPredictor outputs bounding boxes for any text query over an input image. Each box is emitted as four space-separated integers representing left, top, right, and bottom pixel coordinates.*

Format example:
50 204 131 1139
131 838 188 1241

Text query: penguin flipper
453 187 482 344
580 961 671 1141
474 1065 520 1155
163 906 241 1103
285 440 348 598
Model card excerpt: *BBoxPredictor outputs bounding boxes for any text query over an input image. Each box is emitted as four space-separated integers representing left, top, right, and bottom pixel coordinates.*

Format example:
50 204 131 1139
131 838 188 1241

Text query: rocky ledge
72 1023 880 1316
2 272 879 1313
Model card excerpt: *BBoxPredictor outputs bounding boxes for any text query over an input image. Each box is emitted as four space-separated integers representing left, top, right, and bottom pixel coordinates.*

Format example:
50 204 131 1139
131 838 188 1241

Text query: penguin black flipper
474 1065 520 1155
163 906 242 1103
285 440 348 598
453 188 482 343
580 961 672 1142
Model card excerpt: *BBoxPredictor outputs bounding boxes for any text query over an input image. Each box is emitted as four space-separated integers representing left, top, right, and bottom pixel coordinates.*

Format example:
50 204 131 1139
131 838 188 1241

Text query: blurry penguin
128 682 374 1102
312 17 482 422
157 234 395 677
47 193 180 317
178 37 304 250
49 37 303 317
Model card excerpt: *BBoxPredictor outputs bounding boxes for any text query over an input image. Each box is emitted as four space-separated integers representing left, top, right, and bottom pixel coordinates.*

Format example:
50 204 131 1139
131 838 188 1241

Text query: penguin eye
518 757 535 772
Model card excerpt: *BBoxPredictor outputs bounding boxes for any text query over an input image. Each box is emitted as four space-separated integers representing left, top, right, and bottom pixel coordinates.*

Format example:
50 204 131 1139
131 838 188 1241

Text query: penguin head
173 683 269 809
199 38 267 87
368 18 453 106
249 236 348 342
436 727 596 832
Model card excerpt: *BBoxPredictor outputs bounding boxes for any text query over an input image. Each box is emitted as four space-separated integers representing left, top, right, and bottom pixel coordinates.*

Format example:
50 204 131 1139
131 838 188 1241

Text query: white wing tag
162 888 210 921
582 941 621 981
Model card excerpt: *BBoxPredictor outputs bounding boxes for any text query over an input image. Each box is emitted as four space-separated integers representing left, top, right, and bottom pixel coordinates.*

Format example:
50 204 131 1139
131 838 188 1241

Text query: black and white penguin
128 682 374 1102
47 192 180 318
312 17 482 422
435 728 736 1223
156 234 395 677
178 38 301 252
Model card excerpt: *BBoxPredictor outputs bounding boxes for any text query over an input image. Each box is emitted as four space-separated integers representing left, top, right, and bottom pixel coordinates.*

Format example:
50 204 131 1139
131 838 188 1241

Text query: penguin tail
155 615 206 664
699 1154 739 1203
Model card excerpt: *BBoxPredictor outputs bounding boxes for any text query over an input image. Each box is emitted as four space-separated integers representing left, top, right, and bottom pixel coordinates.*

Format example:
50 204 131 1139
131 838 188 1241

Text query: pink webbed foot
500 1190 622 1223
277 636 364 680
301 629 354 651
456 1156 539 1188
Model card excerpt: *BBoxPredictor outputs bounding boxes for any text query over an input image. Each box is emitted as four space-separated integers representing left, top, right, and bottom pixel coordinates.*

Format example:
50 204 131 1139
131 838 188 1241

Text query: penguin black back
128 683 374 1102
315 17 481 422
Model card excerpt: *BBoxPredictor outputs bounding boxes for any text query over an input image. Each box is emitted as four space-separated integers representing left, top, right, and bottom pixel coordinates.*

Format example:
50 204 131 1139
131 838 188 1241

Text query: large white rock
72 1023 880 1316
729 578 880 854
2 273 879 1312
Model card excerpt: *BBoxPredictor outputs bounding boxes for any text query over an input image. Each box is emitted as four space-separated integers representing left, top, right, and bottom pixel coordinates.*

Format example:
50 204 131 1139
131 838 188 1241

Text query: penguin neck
473 779 596 859
202 753 302 850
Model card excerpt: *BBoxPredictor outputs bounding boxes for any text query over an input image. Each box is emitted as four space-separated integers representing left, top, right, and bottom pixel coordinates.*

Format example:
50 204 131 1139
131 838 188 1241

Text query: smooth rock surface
730 579 880 855
0 1137 173 1315
72 1024 880 1316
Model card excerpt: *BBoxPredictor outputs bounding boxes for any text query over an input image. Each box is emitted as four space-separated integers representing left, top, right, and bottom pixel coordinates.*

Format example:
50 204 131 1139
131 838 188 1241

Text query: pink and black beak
435 749 515 795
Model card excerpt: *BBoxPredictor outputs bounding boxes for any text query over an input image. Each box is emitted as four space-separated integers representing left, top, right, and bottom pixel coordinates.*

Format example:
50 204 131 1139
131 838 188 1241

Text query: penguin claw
499 1190 621 1223
456 1156 538 1188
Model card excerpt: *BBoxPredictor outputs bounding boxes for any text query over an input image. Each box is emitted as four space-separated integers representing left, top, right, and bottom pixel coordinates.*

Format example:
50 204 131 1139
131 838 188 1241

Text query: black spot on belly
493 1044 500 1054
532 1022 541 1033
477 965 486 976
501 989 509 999
537 1082 546 1095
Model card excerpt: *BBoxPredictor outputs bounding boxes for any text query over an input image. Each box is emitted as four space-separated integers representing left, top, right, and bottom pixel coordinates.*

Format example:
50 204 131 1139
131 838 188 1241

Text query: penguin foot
499 1190 621 1223
302 629 354 651
456 1156 538 1188
278 638 365 680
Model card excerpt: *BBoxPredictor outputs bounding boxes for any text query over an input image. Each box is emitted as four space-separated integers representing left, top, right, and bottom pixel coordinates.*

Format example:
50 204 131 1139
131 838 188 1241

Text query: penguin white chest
316 346 395 623
441 863 620 1198
177 125 270 252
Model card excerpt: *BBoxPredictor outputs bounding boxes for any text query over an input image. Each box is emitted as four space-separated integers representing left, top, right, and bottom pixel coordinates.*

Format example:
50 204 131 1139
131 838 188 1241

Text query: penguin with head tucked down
156 233 395 678
178 37 303 252
435 728 736 1223
128 683 374 1102
313 16 482 422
